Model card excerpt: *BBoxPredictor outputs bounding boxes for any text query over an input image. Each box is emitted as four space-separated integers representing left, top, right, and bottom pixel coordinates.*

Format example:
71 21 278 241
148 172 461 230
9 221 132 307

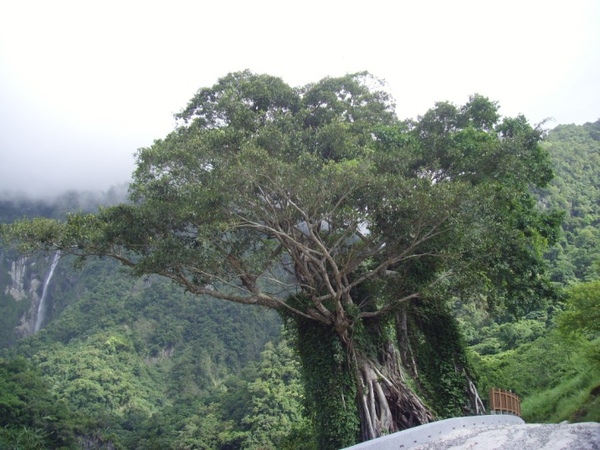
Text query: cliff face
0 251 60 343
12 257 42 338
6 255 39 300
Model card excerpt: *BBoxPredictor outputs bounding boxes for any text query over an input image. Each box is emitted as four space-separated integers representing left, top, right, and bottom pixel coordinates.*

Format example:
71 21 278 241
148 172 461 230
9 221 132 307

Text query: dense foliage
1 76 597 448
0 211 286 448
539 121 600 283
466 120 600 423
0 356 75 449
1 71 562 446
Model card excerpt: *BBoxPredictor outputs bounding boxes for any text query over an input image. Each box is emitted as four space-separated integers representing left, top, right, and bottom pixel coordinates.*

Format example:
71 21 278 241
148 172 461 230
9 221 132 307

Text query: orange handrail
489 388 521 416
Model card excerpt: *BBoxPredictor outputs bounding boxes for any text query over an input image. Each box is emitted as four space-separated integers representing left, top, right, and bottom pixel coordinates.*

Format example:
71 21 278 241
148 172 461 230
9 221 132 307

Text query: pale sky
1 0 599 197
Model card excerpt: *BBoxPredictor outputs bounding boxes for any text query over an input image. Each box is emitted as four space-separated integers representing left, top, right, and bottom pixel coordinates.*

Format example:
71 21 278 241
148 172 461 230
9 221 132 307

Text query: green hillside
466 120 600 424
0 197 287 448
0 111 598 449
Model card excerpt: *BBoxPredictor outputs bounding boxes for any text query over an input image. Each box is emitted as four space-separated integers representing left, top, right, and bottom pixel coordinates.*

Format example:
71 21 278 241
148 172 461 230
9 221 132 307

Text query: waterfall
34 251 60 333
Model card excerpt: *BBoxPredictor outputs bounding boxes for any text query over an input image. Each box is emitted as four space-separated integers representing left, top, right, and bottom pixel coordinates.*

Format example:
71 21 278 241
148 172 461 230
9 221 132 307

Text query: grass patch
522 370 600 423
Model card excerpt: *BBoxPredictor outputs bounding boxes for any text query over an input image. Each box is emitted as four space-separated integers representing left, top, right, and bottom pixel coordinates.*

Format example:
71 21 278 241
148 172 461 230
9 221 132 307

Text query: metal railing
489 388 521 416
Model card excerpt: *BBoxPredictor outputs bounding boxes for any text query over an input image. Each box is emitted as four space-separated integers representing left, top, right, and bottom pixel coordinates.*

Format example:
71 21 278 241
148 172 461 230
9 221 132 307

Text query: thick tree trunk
351 341 434 441
291 316 435 449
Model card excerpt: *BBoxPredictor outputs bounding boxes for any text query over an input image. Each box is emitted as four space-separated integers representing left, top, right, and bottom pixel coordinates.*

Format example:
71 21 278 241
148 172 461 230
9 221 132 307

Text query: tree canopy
1 71 561 446
3 71 558 324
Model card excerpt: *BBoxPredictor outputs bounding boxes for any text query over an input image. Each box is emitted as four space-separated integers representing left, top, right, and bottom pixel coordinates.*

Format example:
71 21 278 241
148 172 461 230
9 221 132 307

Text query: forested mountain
466 119 600 425
1 110 598 449
0 194 287 449
2 73 563 448
540 120 600 283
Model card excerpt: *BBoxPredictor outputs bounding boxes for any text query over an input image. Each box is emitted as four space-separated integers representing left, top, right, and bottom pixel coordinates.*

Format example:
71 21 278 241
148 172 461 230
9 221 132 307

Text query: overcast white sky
1 0 599 197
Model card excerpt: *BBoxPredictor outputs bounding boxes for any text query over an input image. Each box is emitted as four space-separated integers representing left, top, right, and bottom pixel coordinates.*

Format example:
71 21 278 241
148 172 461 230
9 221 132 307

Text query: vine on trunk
285 301 434 449
403 298 484 417
289 316 360 450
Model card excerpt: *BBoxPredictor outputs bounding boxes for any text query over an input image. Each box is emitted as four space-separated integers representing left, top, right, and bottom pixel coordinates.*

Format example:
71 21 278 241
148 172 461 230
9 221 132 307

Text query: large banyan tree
2 71 561 448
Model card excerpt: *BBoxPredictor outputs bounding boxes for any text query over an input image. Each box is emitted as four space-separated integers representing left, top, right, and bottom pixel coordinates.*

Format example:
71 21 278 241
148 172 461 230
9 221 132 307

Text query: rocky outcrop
3 256 42 337
413 422 600 450
5 256 37 301
2 254 61 338
344 416 600 450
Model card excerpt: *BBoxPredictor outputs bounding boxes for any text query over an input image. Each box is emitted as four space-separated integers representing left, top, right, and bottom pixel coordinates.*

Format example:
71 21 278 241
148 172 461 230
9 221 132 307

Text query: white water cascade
34 251 60 333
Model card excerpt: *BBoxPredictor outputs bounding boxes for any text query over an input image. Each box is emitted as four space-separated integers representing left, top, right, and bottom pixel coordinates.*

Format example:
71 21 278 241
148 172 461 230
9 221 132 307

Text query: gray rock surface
412 422 600 450
343 417 600 450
